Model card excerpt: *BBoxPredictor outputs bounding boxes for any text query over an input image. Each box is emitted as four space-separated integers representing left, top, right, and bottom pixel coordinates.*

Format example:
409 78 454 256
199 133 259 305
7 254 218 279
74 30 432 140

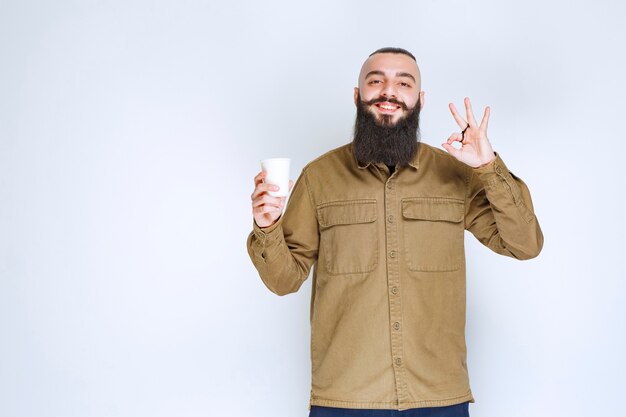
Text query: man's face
355 53 423 126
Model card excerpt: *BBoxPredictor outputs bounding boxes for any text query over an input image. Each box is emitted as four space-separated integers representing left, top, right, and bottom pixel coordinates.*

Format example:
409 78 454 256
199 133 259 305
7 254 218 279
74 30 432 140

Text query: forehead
359 53 421 86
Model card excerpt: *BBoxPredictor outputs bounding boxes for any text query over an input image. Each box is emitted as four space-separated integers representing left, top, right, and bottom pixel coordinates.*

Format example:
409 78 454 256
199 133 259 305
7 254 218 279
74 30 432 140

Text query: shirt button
395 358 402 366
387 215 394 223
393 322 401 331
391 287 399 295
386 182 392 189
389 251 396 258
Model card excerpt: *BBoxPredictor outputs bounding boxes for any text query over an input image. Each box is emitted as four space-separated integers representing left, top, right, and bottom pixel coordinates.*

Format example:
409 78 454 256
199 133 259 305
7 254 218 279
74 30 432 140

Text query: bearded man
247 47 543 417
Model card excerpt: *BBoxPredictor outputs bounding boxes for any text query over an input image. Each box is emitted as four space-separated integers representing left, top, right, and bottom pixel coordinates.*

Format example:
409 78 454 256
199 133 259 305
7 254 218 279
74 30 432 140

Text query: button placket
384 175 407 404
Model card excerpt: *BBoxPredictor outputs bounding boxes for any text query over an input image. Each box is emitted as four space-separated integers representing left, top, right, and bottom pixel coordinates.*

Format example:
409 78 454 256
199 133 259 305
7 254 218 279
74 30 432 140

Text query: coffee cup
260 158 291 197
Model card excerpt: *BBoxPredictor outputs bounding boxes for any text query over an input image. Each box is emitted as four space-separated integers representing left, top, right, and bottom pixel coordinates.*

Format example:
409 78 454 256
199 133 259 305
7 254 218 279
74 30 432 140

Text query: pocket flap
402 198 464 223
318 200 377 228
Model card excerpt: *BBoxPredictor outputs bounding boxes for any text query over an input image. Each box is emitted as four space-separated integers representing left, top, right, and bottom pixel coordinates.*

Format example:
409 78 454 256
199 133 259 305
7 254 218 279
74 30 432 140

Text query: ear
419 91 425 110
353 87 359 106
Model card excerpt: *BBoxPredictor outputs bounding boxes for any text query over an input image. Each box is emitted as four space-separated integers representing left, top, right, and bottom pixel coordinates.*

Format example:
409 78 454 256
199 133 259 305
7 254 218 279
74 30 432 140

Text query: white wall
1 1 625 416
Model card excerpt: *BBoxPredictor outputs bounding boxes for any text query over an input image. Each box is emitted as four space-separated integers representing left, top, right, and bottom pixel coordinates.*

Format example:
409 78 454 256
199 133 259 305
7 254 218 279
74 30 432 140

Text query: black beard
352 94 421 167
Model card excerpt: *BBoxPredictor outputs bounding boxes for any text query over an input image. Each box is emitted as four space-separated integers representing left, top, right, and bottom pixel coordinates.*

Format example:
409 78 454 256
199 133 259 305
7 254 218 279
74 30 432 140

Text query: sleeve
464 153 544 260
246 169 320 295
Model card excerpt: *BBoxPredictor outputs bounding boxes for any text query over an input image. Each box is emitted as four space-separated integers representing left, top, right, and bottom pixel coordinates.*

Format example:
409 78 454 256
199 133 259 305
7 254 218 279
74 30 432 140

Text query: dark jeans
309 402 469 417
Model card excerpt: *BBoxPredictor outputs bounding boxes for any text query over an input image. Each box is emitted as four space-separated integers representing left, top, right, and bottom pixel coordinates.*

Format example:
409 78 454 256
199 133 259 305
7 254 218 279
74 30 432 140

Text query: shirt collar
352 142 421 170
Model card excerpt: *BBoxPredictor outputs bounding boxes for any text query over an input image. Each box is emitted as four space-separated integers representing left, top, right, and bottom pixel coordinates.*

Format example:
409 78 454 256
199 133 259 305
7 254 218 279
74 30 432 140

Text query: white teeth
380 105 397 110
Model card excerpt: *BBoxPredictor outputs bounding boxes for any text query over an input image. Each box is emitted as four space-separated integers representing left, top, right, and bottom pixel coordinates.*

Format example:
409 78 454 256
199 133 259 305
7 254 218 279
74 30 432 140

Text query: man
247 47 543 416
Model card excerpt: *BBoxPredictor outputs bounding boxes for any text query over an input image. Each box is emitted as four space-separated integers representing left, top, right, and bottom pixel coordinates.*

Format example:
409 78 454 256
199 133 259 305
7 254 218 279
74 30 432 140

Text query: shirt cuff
471 152 515 192
252 217 284 244
472 152 498 172
471 151 526 204
472 152 510 178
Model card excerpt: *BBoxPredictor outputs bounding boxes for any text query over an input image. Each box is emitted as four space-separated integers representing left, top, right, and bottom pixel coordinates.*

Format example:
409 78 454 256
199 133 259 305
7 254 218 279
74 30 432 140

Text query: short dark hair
369 47 416 61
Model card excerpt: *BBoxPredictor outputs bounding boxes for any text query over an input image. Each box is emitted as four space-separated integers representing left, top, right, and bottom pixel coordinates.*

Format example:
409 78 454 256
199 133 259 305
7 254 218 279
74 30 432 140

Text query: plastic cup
260 158 291 197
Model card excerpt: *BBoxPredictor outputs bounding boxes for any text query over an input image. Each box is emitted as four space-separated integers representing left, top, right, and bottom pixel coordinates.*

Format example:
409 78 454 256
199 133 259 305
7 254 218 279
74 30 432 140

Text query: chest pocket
317 199 378 275
402 197 465 272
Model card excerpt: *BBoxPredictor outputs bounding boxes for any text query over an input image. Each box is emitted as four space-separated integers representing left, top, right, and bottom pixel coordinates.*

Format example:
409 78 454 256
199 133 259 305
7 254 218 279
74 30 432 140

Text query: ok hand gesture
442 97 496 168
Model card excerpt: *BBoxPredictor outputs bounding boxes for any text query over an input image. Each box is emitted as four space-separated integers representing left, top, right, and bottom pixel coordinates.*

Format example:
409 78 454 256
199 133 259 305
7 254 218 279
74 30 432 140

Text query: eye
399 82 412 88
368 79 382 85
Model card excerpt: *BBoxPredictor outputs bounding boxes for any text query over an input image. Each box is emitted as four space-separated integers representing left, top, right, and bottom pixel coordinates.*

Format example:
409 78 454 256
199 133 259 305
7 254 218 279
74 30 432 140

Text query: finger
442 142 462 159
251 183 278 200
448 103 468 129
464 97 477 127
252 194 285 209
479 106 490 131
446 132 463 145
254 171 266 186
251 182 280 200
252 193 284 208
253 205 283 217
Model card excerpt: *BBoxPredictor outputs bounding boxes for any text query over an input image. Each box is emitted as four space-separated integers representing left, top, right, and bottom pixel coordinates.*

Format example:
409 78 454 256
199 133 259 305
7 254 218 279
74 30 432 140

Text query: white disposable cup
260 158 291 197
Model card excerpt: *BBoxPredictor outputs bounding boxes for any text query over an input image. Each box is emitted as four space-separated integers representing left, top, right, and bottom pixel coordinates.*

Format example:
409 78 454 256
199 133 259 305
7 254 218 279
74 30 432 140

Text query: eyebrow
396 72 416 82
365 70 416 83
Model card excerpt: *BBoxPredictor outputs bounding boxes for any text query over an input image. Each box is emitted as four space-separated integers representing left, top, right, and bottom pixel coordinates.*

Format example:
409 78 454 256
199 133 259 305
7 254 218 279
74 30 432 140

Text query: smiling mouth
375 102 401 113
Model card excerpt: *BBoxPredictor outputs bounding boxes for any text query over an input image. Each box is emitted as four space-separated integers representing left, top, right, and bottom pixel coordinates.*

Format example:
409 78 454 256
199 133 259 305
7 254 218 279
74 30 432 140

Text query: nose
380 83 398 99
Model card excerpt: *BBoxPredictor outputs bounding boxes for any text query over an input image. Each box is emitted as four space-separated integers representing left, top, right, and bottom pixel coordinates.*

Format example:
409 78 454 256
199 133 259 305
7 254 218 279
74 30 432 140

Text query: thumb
442 142 462 159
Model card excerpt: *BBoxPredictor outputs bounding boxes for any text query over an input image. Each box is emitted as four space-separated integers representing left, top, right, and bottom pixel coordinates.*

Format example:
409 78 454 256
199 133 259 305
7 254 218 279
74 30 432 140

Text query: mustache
360 96 409 111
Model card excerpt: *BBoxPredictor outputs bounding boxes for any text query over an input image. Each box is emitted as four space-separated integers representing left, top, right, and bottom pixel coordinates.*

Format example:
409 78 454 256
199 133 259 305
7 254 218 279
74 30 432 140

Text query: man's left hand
442 97 496 168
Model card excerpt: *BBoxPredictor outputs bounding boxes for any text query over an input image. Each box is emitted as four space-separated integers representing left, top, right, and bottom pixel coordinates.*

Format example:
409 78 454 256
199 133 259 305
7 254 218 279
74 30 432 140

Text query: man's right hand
251 171 293 229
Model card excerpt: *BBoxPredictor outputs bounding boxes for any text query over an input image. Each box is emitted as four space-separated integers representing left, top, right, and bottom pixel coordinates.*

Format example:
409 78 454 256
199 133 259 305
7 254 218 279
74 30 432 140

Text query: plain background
1 1 625 416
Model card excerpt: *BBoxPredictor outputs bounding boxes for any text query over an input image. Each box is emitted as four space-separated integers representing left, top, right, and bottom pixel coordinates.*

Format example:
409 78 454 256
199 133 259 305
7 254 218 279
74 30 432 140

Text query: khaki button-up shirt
247 143 543 411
